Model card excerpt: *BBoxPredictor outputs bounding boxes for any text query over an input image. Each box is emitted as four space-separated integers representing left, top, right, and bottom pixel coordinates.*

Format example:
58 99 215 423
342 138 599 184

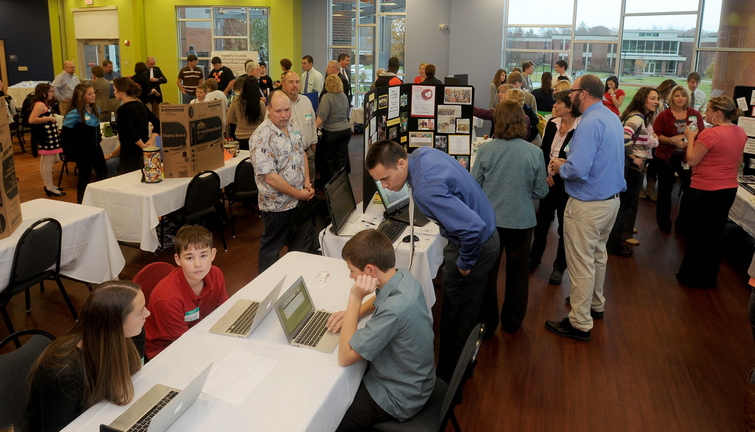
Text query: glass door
78 40 120 80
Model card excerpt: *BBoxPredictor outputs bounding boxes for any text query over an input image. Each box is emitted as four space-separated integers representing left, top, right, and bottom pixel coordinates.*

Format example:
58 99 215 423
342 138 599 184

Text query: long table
730 186 755 238
81 151 250 251
320 201 446 309
62 252 366 432
0 199 125 293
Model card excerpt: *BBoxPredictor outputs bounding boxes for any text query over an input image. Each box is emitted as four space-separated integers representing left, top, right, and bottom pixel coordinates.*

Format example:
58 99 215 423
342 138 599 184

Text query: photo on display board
389 126 398 140
377 115 387 140
455 118 470 134
400 93 409 107
444 87 472 105
456 155 470 170
435 135 448 152
411 85 436 117
437 116 455 133
448 135 470 155
378 95 388 110
437 105 462 117
365 100 374 121
409 131 434 147
399 112 409 132
418 118 435 131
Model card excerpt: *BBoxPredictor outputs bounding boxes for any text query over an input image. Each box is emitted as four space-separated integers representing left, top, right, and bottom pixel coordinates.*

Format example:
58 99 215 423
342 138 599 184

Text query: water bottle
688 116 697 132
110 111 115 122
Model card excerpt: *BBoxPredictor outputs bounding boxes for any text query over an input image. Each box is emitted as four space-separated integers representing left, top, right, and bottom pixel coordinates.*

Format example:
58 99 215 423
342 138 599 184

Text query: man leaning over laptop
326 229 435 430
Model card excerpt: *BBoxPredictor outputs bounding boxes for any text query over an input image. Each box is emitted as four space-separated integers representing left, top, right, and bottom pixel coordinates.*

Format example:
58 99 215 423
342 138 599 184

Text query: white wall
301 0 330 74
405 0 452 82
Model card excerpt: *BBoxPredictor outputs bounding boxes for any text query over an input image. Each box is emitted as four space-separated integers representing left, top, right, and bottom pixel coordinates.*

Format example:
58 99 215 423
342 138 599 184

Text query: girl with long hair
113 77 160 174
28 83 64 196
532 72 555 113
607 87 660 257
602 75 625 116
62 84 107 203
26 281 149 432
490 68 508 109
677 97 748 287
226 76 266 151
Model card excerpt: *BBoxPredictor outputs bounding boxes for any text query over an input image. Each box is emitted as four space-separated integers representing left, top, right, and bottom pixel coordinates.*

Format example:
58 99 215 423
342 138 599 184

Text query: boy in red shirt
145 225 228 359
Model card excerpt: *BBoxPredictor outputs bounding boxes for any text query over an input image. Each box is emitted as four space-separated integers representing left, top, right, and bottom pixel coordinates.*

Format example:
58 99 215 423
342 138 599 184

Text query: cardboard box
160 100 225 178
0 98 22 240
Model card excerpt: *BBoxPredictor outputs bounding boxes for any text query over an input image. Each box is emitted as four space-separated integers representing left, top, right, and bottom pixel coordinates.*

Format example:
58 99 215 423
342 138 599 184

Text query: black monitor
324 168 357 235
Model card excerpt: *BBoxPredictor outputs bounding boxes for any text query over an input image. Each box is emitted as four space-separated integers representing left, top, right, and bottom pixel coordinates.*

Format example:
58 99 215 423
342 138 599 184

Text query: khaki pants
563 196 619 331
151 100 162 118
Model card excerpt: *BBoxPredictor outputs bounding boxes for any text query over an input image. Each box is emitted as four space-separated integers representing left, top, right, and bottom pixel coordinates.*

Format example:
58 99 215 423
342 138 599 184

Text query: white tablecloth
81 151 250 251
320 201 446 309
62 252 366 432
730 186 755 238
0 199 125 293
6 81 47 103
350 107 365 131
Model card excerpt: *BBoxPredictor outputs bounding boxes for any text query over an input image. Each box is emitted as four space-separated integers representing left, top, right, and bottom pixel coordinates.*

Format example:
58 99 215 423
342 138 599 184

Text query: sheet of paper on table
308 271 331 290
203 350 278 406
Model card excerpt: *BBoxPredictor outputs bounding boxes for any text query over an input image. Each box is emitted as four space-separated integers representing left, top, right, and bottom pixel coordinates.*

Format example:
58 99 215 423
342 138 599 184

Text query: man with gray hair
51 61 80 113
546 74 626 342
320 60 349 102
282 71 317 183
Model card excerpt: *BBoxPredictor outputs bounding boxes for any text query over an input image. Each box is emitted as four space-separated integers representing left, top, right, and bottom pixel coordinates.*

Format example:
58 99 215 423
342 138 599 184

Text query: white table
81 151 250 251
350 107 365 131
62 252 366 432
6 81 47 103
320 201 446 309
0 199 125 293
730 186 755 238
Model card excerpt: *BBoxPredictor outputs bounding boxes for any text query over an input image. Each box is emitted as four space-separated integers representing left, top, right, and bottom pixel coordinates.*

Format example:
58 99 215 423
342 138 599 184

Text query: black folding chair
160 170 228 251
0 218 78 347
224 157 258 237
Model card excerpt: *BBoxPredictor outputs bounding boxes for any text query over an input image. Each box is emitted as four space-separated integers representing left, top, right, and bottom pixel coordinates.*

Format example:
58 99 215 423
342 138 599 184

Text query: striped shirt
178 66 203 95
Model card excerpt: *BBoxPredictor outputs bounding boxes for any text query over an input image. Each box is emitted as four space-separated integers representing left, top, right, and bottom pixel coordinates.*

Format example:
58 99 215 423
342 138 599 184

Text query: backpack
20 92 35 126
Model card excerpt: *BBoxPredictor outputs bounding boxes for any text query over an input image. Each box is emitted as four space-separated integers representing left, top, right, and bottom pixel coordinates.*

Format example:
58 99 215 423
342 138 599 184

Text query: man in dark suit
337 53 353 105
146 57 168 117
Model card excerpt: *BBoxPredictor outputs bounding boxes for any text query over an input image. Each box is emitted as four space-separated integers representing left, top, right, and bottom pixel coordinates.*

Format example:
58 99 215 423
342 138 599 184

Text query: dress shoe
549 267 565 285
624 238 640 245
545 317 590 342
633 228 638 234
529 259 540 271
564 296 604 319
608 245 633 257
44 187 66 197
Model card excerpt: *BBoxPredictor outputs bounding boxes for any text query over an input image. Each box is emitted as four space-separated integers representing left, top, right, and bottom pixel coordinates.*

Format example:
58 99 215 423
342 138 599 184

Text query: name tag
184 307 200 322
84 113 91 121
304 113 313 123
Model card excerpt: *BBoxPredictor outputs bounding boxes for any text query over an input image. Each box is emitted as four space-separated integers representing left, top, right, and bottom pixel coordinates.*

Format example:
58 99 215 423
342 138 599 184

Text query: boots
746 369 755 431
645 177 657 202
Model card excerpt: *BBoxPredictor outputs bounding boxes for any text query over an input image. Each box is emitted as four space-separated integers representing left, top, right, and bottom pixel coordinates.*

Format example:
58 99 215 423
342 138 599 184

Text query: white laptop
100 363 212 432
273 276 339 353
209 277 285 338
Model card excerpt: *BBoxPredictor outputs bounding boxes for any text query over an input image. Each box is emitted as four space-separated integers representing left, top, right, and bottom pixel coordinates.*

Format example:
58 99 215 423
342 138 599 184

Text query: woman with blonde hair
316 74 351 187
413 63 427 84
505 88 540 143
472 100 548 333
554 80 571 92
677 96 748 287
26 281 149 432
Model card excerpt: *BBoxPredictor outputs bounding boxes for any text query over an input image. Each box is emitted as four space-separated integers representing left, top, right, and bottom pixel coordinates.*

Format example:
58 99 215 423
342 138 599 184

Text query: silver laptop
209 277 285 338
100 363 212 432
273 276 339 353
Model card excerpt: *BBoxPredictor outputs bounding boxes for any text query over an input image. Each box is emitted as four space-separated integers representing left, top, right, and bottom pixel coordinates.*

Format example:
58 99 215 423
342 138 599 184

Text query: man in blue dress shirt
366 140 500 380
547 74 626 341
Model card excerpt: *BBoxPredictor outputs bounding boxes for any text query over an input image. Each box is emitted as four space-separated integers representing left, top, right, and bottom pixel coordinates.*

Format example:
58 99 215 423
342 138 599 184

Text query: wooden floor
2 133 754 431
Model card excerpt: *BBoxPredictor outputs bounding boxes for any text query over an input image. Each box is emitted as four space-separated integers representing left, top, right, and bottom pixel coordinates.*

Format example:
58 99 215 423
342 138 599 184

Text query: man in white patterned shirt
250 90 314 272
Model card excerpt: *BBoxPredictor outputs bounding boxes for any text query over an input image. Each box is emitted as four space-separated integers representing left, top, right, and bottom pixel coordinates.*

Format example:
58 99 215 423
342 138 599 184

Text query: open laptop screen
276 278 314 336
324 168 356 235
374 180 410 214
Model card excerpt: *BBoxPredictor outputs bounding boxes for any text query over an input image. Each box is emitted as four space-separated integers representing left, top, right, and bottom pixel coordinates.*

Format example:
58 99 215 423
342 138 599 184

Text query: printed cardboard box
0 98 22 239
160 100 224 178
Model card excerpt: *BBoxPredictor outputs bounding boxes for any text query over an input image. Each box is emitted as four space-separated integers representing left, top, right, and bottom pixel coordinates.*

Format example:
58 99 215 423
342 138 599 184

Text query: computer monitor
324 168 357 235
374 179 410 214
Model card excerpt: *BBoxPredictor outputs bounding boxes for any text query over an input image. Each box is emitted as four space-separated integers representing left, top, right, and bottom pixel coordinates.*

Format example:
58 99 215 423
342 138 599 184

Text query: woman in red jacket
652 85 704 233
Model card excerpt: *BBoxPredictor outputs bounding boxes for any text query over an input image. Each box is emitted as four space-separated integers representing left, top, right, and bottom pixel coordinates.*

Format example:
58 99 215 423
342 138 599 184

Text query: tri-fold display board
361 83 475 210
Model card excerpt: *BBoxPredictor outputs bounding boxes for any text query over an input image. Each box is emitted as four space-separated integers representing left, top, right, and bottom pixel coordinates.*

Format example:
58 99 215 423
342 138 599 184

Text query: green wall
49 0 302 104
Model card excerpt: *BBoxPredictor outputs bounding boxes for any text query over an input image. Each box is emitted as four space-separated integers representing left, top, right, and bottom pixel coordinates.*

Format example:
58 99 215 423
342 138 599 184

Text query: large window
329 0 406 106
177 7 269 80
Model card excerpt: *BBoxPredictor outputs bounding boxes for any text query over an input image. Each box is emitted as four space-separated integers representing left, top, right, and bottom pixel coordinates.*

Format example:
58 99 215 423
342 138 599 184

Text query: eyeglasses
568 88 584 93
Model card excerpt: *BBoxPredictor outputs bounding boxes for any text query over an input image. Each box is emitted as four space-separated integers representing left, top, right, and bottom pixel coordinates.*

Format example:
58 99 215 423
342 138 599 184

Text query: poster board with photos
361 83 475 211
733 86 755 174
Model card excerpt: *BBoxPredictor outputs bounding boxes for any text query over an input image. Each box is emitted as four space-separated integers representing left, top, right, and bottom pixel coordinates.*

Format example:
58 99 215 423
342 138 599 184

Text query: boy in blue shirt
327 229 435 430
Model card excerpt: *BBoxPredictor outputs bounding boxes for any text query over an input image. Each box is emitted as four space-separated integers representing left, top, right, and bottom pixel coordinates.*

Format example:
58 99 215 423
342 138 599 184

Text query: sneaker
608 245 633 257
545 317 591 342
565 296 604 319
549 267 565 285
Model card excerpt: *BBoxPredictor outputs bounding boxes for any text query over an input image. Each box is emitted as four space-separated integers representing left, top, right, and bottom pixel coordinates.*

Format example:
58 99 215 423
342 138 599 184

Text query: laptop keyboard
294 311 332 347
377 219 406 243
226 302 260 335
126 390 179 432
